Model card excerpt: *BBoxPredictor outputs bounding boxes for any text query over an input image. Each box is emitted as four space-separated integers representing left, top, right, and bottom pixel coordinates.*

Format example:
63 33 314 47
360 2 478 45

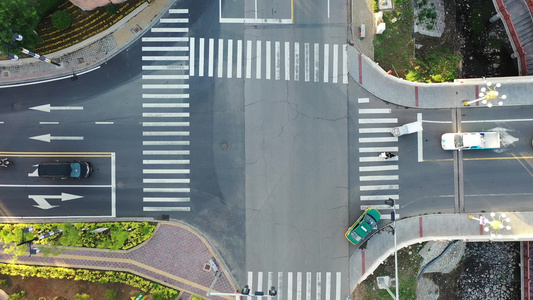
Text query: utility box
378 0 394 10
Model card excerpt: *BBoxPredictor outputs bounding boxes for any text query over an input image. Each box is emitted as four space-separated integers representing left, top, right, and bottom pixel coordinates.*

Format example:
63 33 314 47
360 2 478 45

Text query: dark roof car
345 207 381 245
38 161 92 179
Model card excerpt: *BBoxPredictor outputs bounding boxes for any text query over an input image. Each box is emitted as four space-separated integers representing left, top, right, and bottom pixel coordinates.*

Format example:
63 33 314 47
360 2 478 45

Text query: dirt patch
0 273 148 300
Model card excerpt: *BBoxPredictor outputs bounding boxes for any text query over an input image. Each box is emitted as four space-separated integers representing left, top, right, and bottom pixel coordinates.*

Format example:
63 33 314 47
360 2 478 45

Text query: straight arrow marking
30 134 84 143
29 104 83 112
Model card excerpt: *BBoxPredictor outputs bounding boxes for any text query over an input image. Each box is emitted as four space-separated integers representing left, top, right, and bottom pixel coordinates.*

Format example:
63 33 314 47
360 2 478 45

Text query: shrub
104 289 117 300
36 0 67 19
52 10 71 30
75 293 91 300
106 4 117 15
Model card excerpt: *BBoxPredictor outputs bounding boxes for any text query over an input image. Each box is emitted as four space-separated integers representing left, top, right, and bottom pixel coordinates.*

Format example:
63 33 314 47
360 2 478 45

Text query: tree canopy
0 0 40 56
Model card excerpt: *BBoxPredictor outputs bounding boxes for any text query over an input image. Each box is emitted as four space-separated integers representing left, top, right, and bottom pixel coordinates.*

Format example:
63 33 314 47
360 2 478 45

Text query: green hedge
0 264 179 299
52 10 71 30
36 0 68 19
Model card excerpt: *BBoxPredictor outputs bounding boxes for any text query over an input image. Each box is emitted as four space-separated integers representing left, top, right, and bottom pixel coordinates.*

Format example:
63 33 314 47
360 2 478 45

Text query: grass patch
373 0 415 78
355 242 425 300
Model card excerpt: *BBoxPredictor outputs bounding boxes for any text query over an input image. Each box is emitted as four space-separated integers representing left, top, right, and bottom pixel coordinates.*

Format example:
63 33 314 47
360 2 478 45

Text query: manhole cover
221 142 228 150
117 181 125 188
2 71 9 78
13 103 22 111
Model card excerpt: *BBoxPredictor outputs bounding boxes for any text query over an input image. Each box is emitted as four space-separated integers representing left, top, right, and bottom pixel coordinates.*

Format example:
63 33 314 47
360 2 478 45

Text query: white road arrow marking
29 193 84 210
29 104 83 112
28 168 39 177
30 134 84 143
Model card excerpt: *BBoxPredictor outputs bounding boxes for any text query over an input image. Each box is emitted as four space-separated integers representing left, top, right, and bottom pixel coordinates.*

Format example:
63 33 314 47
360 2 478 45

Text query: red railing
495 0 529 75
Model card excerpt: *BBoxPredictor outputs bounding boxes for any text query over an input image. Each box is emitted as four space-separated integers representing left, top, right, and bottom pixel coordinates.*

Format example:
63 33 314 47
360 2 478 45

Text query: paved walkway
0 222 237 300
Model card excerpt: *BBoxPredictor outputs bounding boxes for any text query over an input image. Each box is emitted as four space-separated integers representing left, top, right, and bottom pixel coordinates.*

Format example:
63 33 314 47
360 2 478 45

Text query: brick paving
0 222 237 300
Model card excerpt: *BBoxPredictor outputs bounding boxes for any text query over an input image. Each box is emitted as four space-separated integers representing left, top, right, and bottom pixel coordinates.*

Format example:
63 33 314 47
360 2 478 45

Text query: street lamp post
17 227 63 256
1 33 60 66
385 198 399 300
463 82 506 107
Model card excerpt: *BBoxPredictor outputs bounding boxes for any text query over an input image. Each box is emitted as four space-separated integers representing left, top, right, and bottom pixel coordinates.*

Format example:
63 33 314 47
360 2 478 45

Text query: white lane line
294 42 300 81
237 40 243 78
143 169 190 174
143 197 190 202
256 40 262 79
143 178 190 184
275 41 281 80
142 47 188 51
358 137 398 143
142 37 188 42
327 0 330 18
306 272 312 300
297 272 302 300
360 175 399 181
361 195 399 201
142 65 189 70
326 272 331 300
160 18 188 23
142 75 189 80
358 97 369 103
169 8 188 13
332 44 338 83
336 273 341 300
142 84 189 89
288 272 293 300
208 38 214 77
142 131 190 136
359 108 391 114
227 39 233 78
359 156 398 162
285 42 290 80
95 122 114 125
143 160 190 164
246 40 252 79
316 273 321 300
142 122 190 126
343 44 348 84
151 28 188 33
142 56 188 61
199 38 205 77
39 122 59 125
143 112 189 118
359 118 398 124
360 185 399 191
359 165 399 172
323 44 329 83
305 43 310 82
143 178 190 183
218 39 224 78
143 150 190 155
143 141 190 145
142 94 189 99
359 128 393 133
143 207 191 212
142 103 189 108
189 37 195 76
266 41 271 80
314 43 319 82
359 147 399 152
418 112 424 162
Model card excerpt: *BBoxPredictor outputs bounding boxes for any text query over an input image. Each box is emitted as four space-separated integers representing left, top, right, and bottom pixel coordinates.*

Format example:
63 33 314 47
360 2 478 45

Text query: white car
441 132 500 150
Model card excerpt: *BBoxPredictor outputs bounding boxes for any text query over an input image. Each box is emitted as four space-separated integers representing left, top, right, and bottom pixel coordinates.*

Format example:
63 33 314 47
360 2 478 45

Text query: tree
0 0 40 57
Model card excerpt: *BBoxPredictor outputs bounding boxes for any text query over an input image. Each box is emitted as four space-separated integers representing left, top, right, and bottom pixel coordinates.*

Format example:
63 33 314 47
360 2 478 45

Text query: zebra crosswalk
140 8 191 213
189 38 349 84
246 271 343 300
357 98 400 219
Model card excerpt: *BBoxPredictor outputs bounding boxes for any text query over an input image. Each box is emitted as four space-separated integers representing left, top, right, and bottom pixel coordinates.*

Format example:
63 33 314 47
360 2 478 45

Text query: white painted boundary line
266 41 271 80
143 197 190 202
256 40 262 79
285 42 290 80
359 108 392 114
336 272 341 300
360 185 399 191
169 9 188 13
418 112 424 162
323 44 329 83
359 118 398 124
142 56 188 61
227 39 233 78
314 43 319 82
111 152 116 217
294 42 299 81
361 195 399 200
332 44 338 83
218 38 224 78
143 207 190 212
189 37 195 76
199 38 205 76
316 273 321 300
0 66 100 89
208 38 214 77
358 97 369 103
305 43 310 82
219 18 293 24
359 128 393 133
237 40 243 78
343 44 348 84
275 41 281 80
151 28 188 32
246 40 252 79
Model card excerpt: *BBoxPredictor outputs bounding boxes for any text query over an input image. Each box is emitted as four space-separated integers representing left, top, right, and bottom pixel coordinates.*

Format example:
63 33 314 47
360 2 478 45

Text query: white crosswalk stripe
140 8 191 212
247 271 343 300
188 38 348 84
357 97 400 219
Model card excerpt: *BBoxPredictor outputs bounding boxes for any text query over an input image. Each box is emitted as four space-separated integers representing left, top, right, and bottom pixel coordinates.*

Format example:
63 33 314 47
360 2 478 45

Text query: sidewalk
0 222 237 300
349 212 533 293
